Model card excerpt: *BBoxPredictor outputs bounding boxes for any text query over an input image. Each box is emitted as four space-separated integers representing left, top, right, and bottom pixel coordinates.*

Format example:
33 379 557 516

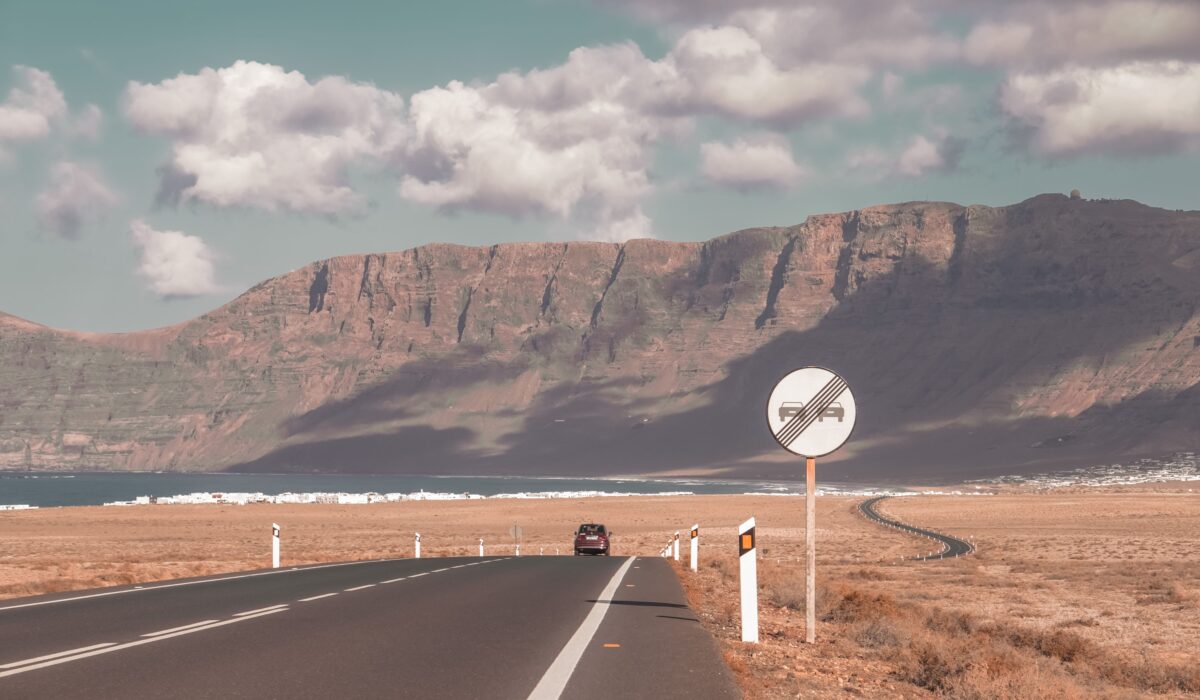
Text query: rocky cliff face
4 194 1200 482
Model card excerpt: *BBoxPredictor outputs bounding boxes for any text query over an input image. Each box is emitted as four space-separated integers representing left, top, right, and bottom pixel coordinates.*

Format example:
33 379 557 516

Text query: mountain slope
3 194 1200 482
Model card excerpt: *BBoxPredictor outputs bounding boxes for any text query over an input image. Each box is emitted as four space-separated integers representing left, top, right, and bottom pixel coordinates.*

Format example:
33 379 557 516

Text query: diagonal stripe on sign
777 376 845 445
776 377 847 447
775 376 841 444
782 378 846 447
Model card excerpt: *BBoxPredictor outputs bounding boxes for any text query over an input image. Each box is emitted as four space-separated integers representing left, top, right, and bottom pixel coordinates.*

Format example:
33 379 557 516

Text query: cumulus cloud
124 60 406 215
999 61 1200 157
848 133 964 179
700 135 805 191
130 220 220 298
965 1 1200 68
71 104 103 141
35 161 119 238
0 65 66 142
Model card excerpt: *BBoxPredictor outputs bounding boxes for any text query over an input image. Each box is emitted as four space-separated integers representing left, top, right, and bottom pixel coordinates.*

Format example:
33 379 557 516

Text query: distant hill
3 193 1200 483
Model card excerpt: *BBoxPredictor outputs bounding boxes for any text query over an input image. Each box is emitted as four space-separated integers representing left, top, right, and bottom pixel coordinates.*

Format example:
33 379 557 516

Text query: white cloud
35 161 119 238
999 61 1200 157
965 1 1200 68
0 65 66 142
700 135 805 191
848 133 964 179
124 60 406 214
130 220 220 298
399 44 678 241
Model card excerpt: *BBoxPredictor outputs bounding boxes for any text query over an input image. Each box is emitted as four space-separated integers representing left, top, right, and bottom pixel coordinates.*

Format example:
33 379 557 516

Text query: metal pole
806 456 816 644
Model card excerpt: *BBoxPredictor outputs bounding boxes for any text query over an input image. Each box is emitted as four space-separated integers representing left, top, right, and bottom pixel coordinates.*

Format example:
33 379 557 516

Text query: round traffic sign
766 367 856 458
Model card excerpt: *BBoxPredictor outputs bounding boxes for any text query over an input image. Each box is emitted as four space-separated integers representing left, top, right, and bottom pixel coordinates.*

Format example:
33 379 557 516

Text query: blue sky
2 0 1198 332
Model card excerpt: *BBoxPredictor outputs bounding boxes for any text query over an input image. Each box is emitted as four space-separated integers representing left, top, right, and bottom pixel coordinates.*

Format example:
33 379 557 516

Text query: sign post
689 524 699 572
766 366 856 644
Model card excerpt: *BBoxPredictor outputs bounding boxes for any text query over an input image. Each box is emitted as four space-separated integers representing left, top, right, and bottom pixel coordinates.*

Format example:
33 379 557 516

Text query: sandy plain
1 490 1197 697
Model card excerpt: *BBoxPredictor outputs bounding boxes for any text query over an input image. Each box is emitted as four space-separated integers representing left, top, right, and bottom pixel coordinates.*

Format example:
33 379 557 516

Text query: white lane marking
233 604 288 617
432 568 450 573
527 557 636 700
140 620 218 637
409 572 428 578
298 593 338 602
344 584 375 592
379 577 407 584
0 558 408 613
0 643 116 669
0 609 285 679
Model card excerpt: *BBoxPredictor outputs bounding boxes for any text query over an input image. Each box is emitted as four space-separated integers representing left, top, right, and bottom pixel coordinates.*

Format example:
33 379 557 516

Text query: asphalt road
0 555 739 699
859 496 974 561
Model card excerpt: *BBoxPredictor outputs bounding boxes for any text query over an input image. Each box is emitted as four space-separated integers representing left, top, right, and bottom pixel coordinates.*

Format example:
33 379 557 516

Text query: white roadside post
766 366 857 646
540 547 545 556
690 524 699 572
479 538 485 557
738 517 758 643
414 532 421 559
271 523 281 569
516 543 521 557
673 531 680 561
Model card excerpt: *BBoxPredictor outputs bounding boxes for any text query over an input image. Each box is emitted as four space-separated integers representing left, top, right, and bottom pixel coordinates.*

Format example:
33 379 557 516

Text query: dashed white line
234 604 288 617
0 609 286 679
380 577 407 584
0 643 116 670
298 593 338 602
409 572 429 578
344 584 375 592
0 558 408 613
431 568 450 573
140 620 218 637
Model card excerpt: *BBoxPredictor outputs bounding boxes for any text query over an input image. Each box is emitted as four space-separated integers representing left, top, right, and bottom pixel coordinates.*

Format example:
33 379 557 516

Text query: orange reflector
603 643 621 648
741 534 753 550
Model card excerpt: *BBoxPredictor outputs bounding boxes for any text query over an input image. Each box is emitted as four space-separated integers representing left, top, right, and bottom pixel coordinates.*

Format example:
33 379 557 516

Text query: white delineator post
805 457 816 645
479 538 484 557
739 517 758 643
689 524 699 572
673 531 680 561
271 523 281 569
414 532 421 559
515 543 521 557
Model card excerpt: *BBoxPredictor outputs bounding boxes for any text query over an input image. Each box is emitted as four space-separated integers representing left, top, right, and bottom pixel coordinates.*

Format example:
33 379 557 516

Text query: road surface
0 555 739 699
859 496 974 561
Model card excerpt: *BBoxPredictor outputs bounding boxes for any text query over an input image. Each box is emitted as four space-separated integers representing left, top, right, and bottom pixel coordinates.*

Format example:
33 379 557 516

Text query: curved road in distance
859 496 974 561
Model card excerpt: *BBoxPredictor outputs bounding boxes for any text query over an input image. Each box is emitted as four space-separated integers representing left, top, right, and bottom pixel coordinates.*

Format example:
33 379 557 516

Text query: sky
2 0 1198 332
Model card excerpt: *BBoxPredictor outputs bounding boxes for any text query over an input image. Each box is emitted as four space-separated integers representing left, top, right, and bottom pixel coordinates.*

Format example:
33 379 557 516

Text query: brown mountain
3 193 1200 483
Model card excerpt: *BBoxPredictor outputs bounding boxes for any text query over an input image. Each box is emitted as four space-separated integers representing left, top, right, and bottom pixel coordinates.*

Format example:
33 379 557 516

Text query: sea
0 471 910 508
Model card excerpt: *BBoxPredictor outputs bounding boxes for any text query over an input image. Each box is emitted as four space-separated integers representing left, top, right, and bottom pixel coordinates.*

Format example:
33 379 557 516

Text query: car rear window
578 524 605 535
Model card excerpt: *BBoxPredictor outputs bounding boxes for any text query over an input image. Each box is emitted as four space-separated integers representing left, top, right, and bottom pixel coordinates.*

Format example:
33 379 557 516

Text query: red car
574 523 612 556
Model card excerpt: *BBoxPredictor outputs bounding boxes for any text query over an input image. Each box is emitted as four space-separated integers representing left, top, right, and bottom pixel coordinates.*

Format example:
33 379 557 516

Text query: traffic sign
766 366 856 458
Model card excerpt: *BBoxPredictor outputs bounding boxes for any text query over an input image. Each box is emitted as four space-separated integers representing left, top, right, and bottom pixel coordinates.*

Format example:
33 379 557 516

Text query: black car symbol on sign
777 401 844 423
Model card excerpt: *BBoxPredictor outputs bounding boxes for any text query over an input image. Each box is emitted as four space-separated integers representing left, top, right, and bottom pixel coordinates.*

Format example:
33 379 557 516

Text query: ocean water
0 472 854 508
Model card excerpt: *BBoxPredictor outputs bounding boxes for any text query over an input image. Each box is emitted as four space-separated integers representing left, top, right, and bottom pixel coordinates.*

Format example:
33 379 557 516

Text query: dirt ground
1 490 1197 697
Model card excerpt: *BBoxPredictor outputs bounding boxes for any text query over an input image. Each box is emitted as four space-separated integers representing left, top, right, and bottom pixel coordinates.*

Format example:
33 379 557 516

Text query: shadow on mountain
231 250 1198 481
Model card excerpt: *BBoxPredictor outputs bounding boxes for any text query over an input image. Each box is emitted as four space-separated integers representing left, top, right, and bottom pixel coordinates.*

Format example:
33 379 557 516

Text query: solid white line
0 643 116 669
0 558 407 613
432 568 450 573
344 584 375 592
233 604 287 617
298 593 338 602
140 620 218 637
379 577 407 584
527 557 636 700
0 609 285 679
409 572 428 578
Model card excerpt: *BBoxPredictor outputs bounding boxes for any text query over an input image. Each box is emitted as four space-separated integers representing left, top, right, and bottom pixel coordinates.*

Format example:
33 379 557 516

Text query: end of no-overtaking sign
757 367 857 645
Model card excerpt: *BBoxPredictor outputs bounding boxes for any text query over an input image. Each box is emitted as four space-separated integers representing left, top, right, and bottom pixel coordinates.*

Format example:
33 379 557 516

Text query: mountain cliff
4 193 1200 482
